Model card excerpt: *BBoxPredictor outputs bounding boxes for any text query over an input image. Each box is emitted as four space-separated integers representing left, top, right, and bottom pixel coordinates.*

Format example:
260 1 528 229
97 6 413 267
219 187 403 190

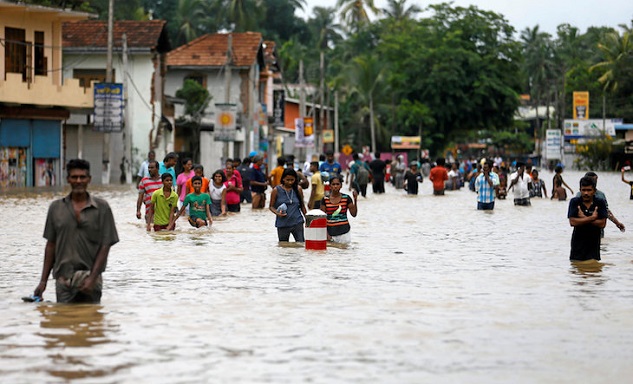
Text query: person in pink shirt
224 162 243 213
176 158 194 208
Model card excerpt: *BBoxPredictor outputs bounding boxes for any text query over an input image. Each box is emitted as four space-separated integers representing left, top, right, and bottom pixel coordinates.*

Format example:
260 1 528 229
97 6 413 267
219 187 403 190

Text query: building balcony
0 72 94 109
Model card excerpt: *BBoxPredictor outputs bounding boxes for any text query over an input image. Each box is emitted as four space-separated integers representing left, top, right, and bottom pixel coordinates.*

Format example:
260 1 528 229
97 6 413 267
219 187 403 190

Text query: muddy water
1 170 632 383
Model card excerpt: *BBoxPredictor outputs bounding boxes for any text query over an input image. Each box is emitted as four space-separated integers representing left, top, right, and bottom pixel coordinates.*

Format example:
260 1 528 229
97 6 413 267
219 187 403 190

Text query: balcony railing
0 73 94 109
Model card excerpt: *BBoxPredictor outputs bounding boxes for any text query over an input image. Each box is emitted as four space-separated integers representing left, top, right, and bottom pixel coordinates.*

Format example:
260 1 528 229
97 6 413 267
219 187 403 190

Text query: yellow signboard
573 91 589 120
323 129 334 143
341 144 353 156
391 136 421 149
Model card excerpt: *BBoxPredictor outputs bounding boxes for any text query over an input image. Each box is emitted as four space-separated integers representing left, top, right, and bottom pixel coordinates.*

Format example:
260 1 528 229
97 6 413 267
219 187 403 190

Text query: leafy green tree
260 0 309 43
376 4 521 156
347 54 385 151
175 79 211 161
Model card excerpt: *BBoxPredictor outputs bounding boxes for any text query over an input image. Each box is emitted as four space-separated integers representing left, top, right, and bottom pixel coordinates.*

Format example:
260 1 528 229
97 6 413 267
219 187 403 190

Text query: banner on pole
93 83 124 132
545 129 562 160
572 91 589 120
323 129 334 144
294 117 314 148
214 103 237 141
273 90 285 127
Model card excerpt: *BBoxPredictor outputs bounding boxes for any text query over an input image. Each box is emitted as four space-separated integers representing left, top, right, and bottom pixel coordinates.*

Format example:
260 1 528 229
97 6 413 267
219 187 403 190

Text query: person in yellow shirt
269 156 286 188
308 161 324 209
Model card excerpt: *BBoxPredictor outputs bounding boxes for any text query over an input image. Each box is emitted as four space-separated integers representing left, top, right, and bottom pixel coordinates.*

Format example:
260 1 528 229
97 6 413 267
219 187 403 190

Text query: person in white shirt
137 150 155 182
506 162 532 206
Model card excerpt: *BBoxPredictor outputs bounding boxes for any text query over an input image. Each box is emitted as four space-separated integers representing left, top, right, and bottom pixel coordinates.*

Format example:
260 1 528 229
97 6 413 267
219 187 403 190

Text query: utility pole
298 59 306 162
102 0 114 185
123 33 132 184
334 90 339 155
319 51 325 154
223 33 232 162
299 60 306 118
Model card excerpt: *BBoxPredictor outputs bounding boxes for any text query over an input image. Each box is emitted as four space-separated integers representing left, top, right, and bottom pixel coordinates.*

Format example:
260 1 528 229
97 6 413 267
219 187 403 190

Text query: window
5 27 26 80
185 73 206 88
73 68 112 88
34 31 47 76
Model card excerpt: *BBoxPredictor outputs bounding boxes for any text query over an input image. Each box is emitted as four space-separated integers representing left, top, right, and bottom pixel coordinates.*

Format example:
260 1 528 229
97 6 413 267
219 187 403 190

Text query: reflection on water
569 260 608 286
1 171 632 382
38 304 108 348
36 304 120 381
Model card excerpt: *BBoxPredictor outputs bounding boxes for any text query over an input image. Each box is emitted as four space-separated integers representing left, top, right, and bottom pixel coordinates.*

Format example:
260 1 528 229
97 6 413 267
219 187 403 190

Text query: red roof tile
167 32 262 67
63 20 169 51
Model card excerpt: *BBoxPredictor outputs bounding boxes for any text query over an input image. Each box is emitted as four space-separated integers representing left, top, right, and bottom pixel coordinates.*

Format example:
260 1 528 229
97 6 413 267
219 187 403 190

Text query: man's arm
308 181 317 209
136 189 144 219
34 240 56 297
172 203 187 226
569 207 607 228
167 202 178 229
146 202 154 231
348 191 358 217
607 209 625 232
206 202 213 224
297 171 310 189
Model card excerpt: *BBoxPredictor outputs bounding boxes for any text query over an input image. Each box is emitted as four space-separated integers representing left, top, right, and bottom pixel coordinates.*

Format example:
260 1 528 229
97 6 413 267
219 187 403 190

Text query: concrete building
0 0 92 188
62 20 171 184
165 32 266 171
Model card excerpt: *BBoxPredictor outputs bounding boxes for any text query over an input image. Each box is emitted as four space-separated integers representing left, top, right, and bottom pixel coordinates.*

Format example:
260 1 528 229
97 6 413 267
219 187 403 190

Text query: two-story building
165 32 265 170
0 0 92 188
62 20 171 184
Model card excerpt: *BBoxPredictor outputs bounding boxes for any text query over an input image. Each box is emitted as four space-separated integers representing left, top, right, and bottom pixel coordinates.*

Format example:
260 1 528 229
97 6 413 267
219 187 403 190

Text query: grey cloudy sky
299 0 633 35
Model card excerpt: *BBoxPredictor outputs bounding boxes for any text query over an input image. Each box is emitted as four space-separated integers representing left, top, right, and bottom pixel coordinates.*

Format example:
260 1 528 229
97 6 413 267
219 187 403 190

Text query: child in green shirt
172 176 212 228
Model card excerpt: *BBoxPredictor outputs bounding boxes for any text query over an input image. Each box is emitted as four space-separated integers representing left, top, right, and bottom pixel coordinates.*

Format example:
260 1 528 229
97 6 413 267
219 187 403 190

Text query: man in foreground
33 159 119 303
568 176 607 261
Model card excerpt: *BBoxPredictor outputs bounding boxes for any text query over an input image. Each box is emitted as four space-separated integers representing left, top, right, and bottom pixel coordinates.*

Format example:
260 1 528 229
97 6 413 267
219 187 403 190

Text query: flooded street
1 169 632 383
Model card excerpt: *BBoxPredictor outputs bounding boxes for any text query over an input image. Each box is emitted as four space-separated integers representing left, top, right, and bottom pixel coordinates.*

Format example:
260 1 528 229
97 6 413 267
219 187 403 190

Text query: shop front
0 118 62 188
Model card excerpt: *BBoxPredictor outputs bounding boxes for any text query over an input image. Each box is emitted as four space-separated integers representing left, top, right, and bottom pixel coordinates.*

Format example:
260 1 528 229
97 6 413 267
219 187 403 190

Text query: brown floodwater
1 170 632 383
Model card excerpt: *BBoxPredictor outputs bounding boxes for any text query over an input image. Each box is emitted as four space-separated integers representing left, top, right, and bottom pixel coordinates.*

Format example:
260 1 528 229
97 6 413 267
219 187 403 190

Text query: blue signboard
93 83 124 132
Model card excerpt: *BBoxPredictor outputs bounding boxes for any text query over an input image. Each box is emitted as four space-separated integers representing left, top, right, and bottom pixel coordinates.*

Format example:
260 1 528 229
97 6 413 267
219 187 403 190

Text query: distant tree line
20 0 633 156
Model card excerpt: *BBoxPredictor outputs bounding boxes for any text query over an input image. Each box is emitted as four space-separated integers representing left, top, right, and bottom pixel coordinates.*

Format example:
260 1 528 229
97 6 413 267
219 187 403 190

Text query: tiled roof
63 20 170 51
167 32 263 67
263 40 280 72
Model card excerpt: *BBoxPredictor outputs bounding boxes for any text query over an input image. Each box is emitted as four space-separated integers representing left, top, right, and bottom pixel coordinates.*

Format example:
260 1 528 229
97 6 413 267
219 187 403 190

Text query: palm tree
336 0 381 33
173 0 207 45
308 7 342 133
309 6 342 50
381 0 420 22
347 54 385 151
521 26 555 132
589 28 633 122
590 29 632 93
553 24 587 126
223 0 264 32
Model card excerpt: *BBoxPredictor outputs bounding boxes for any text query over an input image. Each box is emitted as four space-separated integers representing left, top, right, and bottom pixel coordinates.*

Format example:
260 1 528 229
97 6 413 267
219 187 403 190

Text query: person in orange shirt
186 164 209 195
269 156 286 188
429 157 449 195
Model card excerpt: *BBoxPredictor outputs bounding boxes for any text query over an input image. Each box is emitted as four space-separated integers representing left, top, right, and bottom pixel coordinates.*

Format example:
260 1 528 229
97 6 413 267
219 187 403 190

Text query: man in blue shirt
158 152 178 182
319 150 342 180
475 161 499 210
